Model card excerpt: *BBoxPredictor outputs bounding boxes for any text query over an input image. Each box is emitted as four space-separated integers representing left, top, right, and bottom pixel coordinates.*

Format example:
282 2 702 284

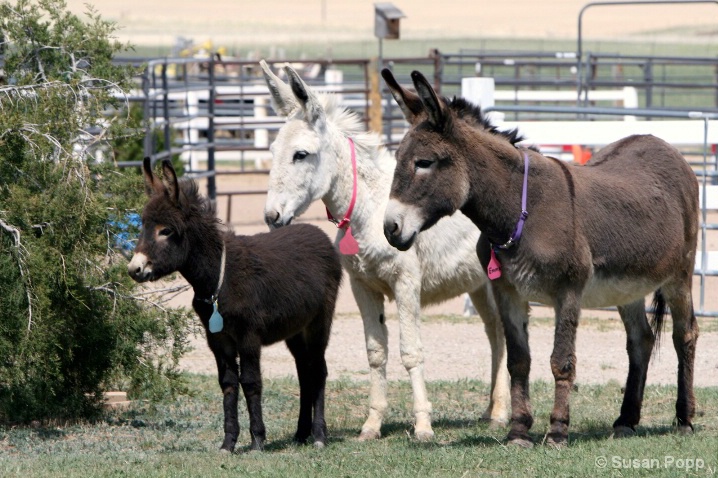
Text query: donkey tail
650 288 666 351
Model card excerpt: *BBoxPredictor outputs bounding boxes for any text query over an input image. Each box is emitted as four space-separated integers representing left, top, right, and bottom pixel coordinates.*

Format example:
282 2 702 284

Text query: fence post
461 77 502 123
207 57 216 202
142 69 152 159
368 58 383 137
161 63 171 162
643 59 653 109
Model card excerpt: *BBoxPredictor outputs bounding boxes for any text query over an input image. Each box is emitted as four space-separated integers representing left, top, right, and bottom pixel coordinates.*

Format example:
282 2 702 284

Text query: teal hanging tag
209 301 224 333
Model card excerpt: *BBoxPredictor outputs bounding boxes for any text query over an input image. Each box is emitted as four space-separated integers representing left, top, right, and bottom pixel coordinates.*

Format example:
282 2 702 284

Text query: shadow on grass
333 417 686 449
247 432 352 453
451 422 682 448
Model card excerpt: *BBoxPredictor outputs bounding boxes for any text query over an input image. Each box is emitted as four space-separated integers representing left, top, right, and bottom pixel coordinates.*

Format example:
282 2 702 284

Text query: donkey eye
293 150 309 162
415 159 435 170
158 227 172 237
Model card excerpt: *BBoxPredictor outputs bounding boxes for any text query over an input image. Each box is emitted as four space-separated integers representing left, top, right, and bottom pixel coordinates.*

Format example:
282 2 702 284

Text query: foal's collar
493 151 530 250
197 242 226 305
326 137 357 229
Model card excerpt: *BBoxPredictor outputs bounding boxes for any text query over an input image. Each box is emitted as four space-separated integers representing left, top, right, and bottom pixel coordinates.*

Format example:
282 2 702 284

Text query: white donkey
260 60 509 440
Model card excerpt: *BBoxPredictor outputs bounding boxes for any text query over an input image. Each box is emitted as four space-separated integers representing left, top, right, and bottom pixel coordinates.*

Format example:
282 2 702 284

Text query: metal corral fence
128 50 718 170
108 51 718 316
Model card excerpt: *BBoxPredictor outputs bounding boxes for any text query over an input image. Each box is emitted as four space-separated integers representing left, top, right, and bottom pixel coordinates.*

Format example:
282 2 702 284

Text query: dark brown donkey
128 158 342 452
381 70 699 447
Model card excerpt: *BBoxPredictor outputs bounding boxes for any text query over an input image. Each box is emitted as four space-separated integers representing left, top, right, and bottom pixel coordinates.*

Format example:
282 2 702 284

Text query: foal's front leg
208 336 241 453
547 292 581 447
238 348 266 450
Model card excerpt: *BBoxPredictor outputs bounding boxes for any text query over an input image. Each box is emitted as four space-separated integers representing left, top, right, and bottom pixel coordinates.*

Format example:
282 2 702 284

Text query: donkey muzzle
383 199 419 251
264 209 293 230
384 220 416 251
127 252 153 282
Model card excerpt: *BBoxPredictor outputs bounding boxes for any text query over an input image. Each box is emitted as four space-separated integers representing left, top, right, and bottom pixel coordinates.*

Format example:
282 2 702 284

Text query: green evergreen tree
0 0 194 422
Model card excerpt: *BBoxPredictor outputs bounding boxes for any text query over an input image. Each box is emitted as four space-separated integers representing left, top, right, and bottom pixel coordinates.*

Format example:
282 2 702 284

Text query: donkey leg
613 300 655 436
394 274 433 441
288 318 331 448
238 349 267 451
208 337 240 453
307 350 329 448
546 292 581 447
285 334 314 444
663 284 699 434
306 306 333 448
350 278 389 441
469 285 509 427
493 283 533 447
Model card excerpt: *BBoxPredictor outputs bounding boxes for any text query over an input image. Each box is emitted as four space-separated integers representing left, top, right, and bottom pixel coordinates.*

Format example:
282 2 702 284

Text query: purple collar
494 151 529 250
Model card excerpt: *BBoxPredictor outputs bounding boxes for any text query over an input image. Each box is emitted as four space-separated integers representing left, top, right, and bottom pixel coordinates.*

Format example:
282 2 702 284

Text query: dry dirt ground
162 174 718 388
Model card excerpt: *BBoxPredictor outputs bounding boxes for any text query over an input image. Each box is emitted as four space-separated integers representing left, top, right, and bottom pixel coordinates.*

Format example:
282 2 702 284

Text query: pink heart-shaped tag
487 248 502 280
339 226 359 255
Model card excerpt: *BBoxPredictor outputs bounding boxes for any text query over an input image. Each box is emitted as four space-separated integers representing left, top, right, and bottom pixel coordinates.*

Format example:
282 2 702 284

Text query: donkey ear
160 159 180 205
143 157 162 196
259 59 297 117
381 68 424 125
284 65 325 127
411 70 447 130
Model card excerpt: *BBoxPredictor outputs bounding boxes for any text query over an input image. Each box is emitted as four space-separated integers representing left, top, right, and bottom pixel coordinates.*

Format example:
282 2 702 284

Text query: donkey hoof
414 429 435 442
358 428 381 441
675 425 694 436
612 425 635 439
219 447 234 454
249 439 265 452
546 434 568 449
507 437 534 449
313 440 326 449
481 417 508 430
219 438 236 454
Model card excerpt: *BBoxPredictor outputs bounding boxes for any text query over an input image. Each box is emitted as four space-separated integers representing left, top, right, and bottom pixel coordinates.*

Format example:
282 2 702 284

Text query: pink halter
326 137 359 255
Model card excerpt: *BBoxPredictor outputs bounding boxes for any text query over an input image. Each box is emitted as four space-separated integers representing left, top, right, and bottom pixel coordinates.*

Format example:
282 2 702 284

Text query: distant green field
128 36 718 61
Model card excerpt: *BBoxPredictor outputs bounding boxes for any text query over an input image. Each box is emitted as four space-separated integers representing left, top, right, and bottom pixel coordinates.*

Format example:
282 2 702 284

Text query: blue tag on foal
209 301 224 333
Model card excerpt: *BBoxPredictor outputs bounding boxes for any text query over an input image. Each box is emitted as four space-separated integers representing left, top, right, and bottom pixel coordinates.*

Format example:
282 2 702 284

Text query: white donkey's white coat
261 61 509 440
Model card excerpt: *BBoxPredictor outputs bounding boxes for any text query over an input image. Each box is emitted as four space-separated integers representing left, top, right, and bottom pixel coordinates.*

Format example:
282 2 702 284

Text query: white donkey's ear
259 59 297 117
284 65 325 128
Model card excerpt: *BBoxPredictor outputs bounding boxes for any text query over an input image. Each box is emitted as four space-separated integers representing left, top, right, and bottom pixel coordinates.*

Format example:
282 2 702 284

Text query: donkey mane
445 96 524 146
165 177 222 239
176 178 219 218
298 93 385 163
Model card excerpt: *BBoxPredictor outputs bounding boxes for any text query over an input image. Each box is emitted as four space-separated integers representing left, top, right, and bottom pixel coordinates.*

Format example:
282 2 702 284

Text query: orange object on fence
572 145 592 165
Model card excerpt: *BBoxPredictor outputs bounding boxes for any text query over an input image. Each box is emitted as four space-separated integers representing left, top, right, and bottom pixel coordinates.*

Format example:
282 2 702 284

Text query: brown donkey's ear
160 159 180 205
259 59 297 117
142 157 163 196
411 70 447 130
381 68 424 125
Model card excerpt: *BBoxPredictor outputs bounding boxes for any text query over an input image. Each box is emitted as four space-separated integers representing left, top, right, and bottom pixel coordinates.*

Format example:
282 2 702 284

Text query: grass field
2 375 716 477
